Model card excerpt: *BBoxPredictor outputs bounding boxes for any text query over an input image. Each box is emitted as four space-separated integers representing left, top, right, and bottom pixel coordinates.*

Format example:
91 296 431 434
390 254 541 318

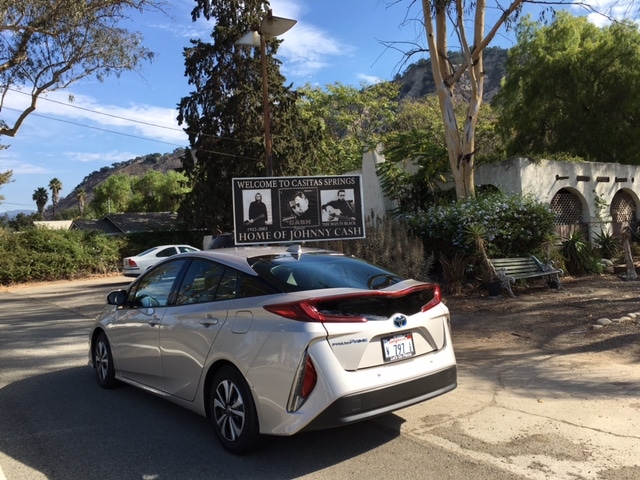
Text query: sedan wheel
210 366 260 454
94 332 118 389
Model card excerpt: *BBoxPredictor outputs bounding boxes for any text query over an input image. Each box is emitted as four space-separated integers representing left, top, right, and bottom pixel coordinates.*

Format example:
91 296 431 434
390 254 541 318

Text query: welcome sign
232 175 366 245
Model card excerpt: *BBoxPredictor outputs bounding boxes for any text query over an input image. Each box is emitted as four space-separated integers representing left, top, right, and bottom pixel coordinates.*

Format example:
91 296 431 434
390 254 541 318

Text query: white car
90 245 457 453
121 244 200 277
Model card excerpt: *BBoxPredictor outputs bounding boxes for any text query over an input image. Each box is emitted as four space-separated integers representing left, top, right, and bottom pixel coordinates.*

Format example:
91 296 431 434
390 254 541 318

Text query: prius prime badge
393 314 408 328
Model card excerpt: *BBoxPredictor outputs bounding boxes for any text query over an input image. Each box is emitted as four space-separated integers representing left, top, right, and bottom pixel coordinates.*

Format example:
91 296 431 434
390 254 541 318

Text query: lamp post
236 10 296 177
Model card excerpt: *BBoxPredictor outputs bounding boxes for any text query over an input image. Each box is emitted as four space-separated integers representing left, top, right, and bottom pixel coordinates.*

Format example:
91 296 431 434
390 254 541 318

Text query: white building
359 153 639 241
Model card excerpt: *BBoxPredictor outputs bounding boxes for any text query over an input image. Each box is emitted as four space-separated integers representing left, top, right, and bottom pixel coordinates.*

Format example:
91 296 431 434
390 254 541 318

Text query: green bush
408 192 556 259
0 228 123 284
560 231 603 275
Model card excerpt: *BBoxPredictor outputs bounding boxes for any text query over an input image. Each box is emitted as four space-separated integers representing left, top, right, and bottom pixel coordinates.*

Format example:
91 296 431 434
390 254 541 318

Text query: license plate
382 333 415 361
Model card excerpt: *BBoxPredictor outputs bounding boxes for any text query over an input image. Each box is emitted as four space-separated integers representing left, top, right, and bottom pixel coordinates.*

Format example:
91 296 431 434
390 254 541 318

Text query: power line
1 106 262 162
8 88 184 134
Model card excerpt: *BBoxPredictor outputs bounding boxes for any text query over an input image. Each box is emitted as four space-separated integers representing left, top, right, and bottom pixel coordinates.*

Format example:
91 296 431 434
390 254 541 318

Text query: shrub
560 231 603 275
408 192 556 260
593 229 621 260
318 215 432 281
0 228 123 284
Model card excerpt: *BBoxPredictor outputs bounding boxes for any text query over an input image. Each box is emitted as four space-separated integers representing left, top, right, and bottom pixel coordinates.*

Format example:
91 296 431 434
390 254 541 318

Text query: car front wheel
93 332 118 389
209 366 261 454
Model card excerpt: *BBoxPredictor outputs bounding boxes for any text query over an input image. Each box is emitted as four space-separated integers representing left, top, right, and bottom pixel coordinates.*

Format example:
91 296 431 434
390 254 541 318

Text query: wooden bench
489 256 564 297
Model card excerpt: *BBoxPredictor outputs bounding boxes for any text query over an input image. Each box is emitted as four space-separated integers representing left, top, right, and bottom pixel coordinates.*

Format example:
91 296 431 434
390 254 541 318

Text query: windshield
249 253 404 292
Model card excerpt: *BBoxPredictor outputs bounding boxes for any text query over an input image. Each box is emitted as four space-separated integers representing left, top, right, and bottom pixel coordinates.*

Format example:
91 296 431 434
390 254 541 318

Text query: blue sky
0 0 626 213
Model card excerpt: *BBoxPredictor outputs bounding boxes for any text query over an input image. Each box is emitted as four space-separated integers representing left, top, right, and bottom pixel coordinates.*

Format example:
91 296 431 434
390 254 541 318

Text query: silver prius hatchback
89 245 457 453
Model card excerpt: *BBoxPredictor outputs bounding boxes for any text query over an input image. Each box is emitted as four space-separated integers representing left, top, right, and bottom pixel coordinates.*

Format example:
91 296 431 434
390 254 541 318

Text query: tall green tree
493 12 640 163
48 177 62 220
130 170 190 212
0 0 160 139
76 187 87 216
298 82 401 173
32 187 49 215
90 174 133 215
177 0 325 231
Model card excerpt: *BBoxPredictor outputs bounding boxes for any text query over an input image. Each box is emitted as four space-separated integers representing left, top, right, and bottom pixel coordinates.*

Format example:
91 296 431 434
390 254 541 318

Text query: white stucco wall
474 157 640 239
359 153 640 241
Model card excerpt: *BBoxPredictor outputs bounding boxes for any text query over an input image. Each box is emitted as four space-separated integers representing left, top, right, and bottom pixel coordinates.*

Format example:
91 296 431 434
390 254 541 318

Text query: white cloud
64 150 142 164
357 74 384 85
2 89 187 145
572 0 639 27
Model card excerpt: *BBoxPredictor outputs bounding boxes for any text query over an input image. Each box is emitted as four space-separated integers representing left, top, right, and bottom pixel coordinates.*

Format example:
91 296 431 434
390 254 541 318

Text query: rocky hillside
395 47 507 102
55 48 507 214
55 149 186 213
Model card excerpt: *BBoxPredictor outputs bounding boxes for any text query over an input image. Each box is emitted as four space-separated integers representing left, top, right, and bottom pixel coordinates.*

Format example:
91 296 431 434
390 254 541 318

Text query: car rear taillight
264 284 442 323
421 284 442 312
127 259 138 267
287 353 317 412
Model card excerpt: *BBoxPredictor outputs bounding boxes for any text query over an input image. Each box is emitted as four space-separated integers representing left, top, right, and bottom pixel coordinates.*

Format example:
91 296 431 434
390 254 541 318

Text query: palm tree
32 187 49 216
76 188 87 217
48 177 63 219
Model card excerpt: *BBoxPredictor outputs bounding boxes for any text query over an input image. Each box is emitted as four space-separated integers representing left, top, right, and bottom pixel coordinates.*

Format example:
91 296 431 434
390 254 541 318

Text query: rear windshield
249 253 404 292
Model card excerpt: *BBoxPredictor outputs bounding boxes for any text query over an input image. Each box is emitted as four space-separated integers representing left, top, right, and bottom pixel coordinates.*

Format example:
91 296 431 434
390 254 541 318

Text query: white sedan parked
91 245 457 453
122 244 200 277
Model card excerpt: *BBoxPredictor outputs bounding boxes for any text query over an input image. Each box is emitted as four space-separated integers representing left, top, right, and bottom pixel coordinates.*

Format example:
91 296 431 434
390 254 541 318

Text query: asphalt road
1 277 638 480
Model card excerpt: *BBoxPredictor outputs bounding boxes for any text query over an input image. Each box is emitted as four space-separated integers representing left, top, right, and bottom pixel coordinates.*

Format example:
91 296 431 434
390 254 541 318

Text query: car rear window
249 253 404 292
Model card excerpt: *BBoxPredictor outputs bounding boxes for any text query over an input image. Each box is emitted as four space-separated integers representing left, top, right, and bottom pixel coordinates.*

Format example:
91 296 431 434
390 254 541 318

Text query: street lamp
236 10 297 177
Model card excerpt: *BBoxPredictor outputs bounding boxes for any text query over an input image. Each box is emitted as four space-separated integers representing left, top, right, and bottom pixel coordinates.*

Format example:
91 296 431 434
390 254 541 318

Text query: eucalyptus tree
0 0 160 139
48 177 62 219
32 187 49 215
177 0 325 231
493 12 640 163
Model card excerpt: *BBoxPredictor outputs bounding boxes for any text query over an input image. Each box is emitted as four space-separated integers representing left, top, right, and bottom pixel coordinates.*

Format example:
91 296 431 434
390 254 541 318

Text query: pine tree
177 0 324 231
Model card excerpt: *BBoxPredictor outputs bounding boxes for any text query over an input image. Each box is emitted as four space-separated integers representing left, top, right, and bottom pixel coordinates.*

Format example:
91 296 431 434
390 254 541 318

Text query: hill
395 47 507 102
54 48 508 214
54 149 186 213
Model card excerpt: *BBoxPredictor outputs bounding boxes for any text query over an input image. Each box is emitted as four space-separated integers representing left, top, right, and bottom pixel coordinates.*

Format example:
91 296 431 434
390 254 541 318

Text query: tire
209 366 261 454
93 332 118 389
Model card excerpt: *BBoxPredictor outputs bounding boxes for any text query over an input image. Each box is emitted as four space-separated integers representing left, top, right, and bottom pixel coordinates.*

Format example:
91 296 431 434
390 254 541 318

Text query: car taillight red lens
288 353 317 412
300 356 317 399
421 284 442 312
127 259 137 267
264 284 442 323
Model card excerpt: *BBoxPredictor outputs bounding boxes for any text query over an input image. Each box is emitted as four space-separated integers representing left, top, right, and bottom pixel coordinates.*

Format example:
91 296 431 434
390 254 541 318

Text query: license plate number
382 333 415 361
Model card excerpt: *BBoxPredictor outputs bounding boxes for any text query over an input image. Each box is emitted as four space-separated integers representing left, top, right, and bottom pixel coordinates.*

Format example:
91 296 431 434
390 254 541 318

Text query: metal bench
489 256 564 297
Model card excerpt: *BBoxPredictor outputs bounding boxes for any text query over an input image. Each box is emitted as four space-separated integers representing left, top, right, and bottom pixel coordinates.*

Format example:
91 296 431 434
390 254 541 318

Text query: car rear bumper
301 364 457 431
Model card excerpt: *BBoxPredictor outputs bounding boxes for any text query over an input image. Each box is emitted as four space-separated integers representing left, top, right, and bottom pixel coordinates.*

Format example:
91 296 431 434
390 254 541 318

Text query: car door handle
148 317 161 326
200 317 219 327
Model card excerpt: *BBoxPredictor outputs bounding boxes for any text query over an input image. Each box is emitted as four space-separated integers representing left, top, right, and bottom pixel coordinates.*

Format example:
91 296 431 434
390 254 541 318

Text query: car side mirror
107 290 127 306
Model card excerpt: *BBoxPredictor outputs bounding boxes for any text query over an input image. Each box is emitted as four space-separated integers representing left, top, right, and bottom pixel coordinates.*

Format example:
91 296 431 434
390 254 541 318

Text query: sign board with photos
232 175 365 245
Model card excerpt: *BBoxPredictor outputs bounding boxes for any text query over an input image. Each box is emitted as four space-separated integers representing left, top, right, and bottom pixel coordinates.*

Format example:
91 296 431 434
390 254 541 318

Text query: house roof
71 212 178 235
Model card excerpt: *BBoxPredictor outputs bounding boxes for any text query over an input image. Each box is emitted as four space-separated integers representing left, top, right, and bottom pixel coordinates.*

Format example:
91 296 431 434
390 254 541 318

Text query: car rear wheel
209 366 261 454
94 332 118 389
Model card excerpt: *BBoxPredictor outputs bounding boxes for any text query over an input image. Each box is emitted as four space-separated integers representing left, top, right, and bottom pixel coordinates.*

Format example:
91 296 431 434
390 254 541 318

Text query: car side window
216 269 238 300
175 260 225 305
129 260 186 308
178 246 197 253
156 247 177 258
237 272 279 297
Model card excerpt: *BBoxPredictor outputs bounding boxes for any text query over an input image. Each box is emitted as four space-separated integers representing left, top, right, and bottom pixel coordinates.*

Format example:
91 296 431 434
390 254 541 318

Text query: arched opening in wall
550 188 588 239
610 190 638 237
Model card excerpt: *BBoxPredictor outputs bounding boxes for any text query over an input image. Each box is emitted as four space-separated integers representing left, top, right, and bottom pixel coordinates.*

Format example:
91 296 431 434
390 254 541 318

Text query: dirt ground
444 273 640 362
